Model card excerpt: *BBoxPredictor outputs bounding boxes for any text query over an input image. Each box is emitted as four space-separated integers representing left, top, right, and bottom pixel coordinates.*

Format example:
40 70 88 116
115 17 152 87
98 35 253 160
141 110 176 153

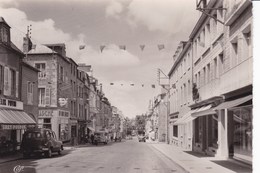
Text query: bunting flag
100 45 106 52
157 44 165 50
142 84 144 87
110 83 114 85
121 84 124 86
130 84 134 86
151 84 156 88
79 45 85 50
140 45 145 51
119 45 126 50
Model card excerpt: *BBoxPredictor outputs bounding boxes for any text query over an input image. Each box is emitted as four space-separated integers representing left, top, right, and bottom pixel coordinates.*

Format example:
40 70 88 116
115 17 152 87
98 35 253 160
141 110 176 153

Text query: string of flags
108 82 156 88
78 44 166 52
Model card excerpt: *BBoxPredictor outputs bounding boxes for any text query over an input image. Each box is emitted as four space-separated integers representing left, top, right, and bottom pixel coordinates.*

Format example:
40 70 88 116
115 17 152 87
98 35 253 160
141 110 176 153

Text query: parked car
138 135 146 142
21 128 63 158
94 132 108 145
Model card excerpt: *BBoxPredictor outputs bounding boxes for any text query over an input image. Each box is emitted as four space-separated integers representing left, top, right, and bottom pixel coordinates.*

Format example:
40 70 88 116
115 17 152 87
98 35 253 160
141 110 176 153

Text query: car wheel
45 148 52 158
58 147 62 155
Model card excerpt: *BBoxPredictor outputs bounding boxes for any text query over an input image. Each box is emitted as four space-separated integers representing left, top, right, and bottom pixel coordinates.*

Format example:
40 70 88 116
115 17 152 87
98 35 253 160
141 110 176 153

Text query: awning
213 95 252 110
174 109 199 125
0 109 36 129
192 104 216 117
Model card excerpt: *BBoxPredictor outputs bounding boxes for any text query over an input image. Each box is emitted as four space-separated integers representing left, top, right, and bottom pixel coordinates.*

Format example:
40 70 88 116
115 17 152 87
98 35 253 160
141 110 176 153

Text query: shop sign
0 98 23 110
70 119 78 124
59 110 70 118
1 124 27 130
39 110 53 118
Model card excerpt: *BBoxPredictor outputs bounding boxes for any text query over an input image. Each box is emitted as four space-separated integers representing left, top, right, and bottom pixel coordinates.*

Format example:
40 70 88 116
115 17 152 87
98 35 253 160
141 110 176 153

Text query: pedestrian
90 134 94 144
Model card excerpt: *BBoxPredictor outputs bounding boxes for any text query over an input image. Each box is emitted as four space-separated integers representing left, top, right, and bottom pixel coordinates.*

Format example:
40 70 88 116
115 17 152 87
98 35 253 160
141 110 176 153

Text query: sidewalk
0 152 23 164
148 142 252 173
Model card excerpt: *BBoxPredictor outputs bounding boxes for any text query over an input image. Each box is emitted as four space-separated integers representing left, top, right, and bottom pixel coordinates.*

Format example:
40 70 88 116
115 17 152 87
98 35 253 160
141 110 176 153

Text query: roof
168 41 191 76
28 44 57 54
22 61 40 72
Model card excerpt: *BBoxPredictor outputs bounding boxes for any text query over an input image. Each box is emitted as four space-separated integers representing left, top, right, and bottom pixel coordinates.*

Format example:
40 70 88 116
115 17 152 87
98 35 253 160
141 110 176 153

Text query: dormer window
0 17 11 44
1 27 8 42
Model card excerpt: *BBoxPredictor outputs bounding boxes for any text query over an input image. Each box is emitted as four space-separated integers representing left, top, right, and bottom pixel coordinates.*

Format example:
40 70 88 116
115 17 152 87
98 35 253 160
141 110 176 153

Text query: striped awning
192 104 216 117
0 109 36 125
213 95 252 110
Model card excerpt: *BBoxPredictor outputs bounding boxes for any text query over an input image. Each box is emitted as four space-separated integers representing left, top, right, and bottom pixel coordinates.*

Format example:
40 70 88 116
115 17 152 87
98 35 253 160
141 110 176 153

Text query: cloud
126 0 198 34
105 0 124 19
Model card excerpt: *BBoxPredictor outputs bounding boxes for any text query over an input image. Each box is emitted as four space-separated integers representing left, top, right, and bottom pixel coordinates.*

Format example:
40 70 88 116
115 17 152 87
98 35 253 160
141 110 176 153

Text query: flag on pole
119 45 126 50
100 45 106 52
140 45 145 51
79 45 85 50
151 84 156 88
157 44 165 50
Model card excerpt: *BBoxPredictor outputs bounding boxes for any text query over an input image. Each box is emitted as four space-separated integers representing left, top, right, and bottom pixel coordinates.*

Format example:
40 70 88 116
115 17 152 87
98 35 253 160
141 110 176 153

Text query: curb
0 157 22 164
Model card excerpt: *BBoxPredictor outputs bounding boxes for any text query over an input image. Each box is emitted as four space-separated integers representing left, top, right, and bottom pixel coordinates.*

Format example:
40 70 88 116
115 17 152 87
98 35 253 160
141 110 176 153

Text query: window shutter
3 66 10 96
15 71 19 98
45 87 51 106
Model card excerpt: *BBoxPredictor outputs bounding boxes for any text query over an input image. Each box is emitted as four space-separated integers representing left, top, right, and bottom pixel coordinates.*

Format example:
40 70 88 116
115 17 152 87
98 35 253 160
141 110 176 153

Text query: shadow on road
0 148 74 173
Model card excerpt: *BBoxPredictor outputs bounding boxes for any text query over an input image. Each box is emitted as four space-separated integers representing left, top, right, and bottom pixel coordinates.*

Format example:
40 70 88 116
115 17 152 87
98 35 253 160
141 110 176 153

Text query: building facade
168 41 193 150
0 17 36 154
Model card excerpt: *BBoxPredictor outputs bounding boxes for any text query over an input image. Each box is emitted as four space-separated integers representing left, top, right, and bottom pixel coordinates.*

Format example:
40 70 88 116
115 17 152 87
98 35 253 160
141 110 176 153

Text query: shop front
190 97 223 156
0 109 36 155
214 94 252 163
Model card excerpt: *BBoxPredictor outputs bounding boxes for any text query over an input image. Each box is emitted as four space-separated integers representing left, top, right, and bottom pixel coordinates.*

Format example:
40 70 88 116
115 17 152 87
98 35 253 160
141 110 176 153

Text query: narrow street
0 139 186 173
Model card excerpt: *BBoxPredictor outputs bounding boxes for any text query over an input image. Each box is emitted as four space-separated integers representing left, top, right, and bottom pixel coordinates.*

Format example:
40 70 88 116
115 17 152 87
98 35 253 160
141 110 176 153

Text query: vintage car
21 128 63 158
94 132 108 145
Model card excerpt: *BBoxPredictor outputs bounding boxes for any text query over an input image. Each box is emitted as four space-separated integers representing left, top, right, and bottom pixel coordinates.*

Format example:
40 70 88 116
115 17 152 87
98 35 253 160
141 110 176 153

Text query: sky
0 0 200 118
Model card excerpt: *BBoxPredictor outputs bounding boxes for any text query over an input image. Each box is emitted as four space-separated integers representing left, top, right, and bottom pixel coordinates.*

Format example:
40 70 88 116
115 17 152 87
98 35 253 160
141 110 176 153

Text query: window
203 67 206 86
188 80 191 97
243 28 252 59
0 27 9 43
207 63 210 83
184 83 187 104
39 88 46 106
231 40 238 66
213 58 217 79
35 63 46 79
198 71 201 87
173 125 178 137
219 53 224 75
27 81 33 105
60 66 64 81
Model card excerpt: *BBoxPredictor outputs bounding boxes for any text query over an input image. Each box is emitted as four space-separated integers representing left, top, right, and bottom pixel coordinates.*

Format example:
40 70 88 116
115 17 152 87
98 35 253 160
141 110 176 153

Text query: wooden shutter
45 87 51 106
3 66 10 96
15 71 19 98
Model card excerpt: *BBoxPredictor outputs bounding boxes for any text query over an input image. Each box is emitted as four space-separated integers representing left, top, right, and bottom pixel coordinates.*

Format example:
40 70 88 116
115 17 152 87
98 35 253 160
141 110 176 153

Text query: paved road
0 139 187 173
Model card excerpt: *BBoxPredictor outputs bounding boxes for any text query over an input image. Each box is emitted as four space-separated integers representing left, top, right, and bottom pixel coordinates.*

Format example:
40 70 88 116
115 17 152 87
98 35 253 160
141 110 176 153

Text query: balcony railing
38 71 47 79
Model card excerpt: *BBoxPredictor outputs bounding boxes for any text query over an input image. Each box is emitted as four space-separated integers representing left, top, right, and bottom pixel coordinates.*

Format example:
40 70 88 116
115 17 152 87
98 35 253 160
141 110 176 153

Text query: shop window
232 106 252 158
